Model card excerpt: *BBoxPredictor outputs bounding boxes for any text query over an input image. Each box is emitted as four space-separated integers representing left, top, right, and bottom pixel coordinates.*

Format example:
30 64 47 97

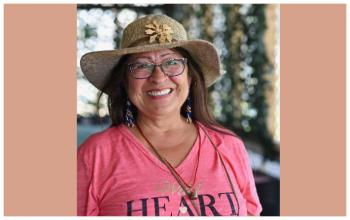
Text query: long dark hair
97 47 236 136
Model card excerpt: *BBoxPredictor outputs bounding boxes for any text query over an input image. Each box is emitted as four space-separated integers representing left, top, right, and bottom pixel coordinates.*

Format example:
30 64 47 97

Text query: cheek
170 75 191 91
127 79 144 96
171 68 190 85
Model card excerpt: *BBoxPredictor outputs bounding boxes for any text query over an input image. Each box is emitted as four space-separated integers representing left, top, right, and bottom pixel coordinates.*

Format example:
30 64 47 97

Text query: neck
136 113 188 133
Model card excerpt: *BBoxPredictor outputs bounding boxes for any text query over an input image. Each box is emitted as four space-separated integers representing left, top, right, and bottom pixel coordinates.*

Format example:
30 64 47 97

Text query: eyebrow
160 52 177 57
129 52 178 62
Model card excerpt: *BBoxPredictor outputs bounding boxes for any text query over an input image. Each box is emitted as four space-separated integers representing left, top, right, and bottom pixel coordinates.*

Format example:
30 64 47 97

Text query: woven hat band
120 14 188 49
127 37 180 48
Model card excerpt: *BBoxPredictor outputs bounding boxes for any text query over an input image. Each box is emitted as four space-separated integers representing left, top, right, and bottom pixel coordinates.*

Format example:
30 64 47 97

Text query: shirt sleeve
77 139 100 216
236 139 263 216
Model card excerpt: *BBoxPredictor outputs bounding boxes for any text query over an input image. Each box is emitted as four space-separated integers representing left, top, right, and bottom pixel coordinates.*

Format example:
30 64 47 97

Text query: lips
147 88 173 97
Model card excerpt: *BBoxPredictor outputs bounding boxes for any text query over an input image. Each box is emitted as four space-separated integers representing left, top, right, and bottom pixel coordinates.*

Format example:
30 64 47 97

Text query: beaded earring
125 99 135 127
186 96 193 123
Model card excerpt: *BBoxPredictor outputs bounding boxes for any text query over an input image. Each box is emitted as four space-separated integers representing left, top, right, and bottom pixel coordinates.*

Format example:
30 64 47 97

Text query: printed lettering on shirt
154 180 203 197
126 191 237 216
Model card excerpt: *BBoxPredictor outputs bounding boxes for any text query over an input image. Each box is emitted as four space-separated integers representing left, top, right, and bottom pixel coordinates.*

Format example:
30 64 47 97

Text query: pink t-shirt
78 123 262 216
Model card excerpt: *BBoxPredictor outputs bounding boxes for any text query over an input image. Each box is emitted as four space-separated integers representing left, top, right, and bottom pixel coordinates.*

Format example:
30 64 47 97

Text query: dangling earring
125 99 135 127
186 96 193 123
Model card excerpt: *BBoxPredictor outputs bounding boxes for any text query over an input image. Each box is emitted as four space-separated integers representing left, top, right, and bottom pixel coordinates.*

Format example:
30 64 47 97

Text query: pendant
189 189 198 200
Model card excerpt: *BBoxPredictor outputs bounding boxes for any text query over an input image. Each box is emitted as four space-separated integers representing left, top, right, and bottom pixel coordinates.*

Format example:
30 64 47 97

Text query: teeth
148 89 172 97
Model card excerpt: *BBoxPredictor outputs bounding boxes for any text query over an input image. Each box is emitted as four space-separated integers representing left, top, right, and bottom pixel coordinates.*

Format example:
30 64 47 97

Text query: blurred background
77 4 280 216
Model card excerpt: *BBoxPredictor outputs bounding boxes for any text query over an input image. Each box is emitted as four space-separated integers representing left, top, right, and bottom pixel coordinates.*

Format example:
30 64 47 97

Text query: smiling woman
78 14 262 216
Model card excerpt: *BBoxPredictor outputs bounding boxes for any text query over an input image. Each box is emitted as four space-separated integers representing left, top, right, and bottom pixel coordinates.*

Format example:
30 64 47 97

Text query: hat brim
80 39 221 92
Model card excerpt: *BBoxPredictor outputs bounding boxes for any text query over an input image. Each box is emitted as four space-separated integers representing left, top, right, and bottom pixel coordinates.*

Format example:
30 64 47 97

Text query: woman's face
126 49 191 119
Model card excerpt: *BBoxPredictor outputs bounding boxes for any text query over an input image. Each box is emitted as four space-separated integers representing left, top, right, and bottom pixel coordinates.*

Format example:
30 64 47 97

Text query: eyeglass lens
128 58 187 79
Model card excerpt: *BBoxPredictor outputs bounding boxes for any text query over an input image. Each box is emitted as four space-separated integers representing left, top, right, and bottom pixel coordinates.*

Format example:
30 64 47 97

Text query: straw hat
80 14 221 91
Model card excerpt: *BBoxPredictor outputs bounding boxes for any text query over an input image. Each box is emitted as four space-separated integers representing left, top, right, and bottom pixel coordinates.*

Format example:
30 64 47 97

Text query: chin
148 106 179 117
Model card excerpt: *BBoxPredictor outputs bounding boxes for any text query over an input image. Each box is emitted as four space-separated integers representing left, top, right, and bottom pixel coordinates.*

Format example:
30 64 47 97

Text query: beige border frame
4 4 346 216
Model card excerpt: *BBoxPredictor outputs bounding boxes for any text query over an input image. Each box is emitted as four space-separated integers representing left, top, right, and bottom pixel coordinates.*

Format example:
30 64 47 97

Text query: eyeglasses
127 58 187 79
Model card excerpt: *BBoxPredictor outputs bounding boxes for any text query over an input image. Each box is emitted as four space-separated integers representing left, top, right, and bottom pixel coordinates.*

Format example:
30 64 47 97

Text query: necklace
159 129 201 200
134 122 240 216
135 123 201 201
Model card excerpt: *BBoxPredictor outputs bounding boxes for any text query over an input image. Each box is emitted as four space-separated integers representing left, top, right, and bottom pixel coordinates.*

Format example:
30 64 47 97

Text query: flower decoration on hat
145 20 174 44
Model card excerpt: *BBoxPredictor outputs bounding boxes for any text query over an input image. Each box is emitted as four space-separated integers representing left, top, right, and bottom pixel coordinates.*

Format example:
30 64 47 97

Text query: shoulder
78 124 126 155
199 123 254 179
199 122 244 149
198 123 248 162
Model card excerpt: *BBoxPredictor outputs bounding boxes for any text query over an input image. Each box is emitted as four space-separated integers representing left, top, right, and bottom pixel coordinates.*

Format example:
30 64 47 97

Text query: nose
149 65 167 83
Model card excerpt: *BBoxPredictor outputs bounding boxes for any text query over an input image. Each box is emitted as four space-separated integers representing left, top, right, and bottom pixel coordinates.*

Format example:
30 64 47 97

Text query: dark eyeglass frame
127 58 188 79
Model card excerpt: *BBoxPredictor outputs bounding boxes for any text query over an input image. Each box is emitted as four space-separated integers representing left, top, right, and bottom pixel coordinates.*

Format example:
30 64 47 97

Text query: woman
78 14 262 216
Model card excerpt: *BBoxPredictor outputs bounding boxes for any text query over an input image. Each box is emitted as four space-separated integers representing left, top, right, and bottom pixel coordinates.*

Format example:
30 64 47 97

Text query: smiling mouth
147 88 173 97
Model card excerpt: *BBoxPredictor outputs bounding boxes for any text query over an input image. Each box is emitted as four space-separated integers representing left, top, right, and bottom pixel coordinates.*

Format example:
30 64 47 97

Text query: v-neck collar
119 123 203 174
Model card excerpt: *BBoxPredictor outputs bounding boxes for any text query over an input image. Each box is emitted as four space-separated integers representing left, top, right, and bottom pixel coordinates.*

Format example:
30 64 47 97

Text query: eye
129 63 153 72
136 63 153 69
164 59 181 66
